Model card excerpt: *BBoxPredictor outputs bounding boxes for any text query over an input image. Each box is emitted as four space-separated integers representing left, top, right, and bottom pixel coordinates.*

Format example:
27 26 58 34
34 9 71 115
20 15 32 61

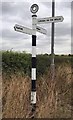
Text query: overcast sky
0 0 73 54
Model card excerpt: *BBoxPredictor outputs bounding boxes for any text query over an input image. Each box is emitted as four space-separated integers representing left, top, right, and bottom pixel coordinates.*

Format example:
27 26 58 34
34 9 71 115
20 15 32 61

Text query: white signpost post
14 3 64 118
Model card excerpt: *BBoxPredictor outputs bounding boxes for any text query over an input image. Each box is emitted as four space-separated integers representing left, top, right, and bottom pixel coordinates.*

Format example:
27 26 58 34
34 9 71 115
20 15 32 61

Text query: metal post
31 15 37 113
51 0 55 80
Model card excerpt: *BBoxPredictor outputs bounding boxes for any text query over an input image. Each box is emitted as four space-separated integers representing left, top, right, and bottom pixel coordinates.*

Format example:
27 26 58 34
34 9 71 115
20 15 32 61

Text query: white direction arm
14 24 34 35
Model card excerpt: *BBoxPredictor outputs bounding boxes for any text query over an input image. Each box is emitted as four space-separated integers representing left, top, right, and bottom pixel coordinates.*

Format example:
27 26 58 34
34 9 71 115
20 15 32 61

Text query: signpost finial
30 4 39 14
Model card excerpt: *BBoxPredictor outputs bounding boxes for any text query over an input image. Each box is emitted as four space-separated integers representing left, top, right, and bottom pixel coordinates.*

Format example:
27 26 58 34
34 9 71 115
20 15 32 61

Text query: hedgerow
2 51 72 77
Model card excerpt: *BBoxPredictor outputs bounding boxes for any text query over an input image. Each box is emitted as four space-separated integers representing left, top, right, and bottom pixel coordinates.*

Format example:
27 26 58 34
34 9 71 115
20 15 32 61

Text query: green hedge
2 51 72 77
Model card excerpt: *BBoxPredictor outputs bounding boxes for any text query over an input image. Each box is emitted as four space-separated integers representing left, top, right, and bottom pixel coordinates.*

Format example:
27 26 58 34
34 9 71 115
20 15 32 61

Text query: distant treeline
1 51 73 76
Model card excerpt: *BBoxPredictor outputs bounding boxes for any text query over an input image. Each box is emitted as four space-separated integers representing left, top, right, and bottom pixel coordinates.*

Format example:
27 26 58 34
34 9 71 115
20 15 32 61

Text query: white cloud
1 1 72 54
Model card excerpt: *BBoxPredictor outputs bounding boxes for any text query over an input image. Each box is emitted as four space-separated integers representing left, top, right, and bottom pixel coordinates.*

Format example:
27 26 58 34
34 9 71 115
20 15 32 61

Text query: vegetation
1 51 73 118
2 50 72 77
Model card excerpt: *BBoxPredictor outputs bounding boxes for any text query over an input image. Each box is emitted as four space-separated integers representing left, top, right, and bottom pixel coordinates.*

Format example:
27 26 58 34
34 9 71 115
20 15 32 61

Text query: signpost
14 3 64 118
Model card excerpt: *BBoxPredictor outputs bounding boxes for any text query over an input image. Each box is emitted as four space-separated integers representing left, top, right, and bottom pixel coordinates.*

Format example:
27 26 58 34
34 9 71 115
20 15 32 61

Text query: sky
0 0 73 54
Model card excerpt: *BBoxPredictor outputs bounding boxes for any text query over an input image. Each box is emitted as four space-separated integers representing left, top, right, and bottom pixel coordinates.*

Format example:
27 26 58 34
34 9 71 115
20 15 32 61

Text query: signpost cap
30 4 39 14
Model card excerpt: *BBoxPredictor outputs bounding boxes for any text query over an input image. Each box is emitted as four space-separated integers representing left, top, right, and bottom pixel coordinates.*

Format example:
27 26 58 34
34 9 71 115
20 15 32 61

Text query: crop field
1 51 73 118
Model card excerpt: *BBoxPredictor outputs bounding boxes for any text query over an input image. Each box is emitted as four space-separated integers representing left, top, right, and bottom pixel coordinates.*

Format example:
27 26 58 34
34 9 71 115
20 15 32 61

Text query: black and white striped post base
31 15 37 112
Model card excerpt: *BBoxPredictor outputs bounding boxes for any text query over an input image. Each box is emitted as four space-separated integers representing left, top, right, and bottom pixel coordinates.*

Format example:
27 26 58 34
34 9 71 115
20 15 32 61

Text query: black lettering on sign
54 18 58 20
47 19 50 21
59 18 61 20
16 26 23 30
50 19 53 21
54 18 61 21
38 20 45 22
36 27 40 30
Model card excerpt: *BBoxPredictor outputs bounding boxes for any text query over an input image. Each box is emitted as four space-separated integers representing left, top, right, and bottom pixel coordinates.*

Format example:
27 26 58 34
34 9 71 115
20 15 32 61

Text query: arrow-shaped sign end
61 16 64 21
14 26 16 31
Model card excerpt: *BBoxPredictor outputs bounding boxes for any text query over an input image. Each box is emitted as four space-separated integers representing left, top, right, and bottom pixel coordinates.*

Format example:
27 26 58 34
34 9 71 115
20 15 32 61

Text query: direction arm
36 26 47 35
14 24 33 35
37 16 64 24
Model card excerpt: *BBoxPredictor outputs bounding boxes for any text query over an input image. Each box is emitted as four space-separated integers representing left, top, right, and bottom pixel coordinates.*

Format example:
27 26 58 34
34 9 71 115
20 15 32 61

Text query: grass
1 51 73 118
